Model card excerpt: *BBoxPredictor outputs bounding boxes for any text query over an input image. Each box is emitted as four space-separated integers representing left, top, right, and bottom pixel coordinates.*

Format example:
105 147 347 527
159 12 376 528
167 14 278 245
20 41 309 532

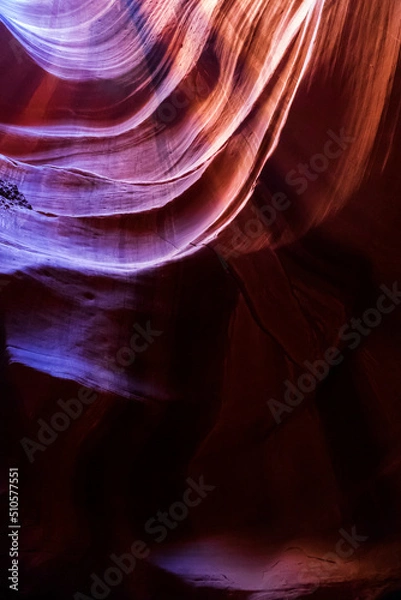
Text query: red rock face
1 1 401 599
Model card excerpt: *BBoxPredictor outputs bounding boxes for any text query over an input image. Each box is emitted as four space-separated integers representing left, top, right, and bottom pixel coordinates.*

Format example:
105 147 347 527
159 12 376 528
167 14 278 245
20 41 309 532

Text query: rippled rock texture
1 1 401 599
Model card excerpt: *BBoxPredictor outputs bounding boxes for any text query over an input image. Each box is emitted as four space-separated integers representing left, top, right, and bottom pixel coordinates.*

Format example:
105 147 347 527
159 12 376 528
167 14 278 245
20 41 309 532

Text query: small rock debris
0 179 32 210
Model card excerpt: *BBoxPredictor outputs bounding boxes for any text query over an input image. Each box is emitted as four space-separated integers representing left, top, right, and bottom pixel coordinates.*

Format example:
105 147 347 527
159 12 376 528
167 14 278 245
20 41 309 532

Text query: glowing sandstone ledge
0 0 400 395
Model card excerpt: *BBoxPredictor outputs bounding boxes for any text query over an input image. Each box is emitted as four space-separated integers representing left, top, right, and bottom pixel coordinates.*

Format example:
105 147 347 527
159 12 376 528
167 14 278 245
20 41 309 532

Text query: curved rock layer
1 1 401 599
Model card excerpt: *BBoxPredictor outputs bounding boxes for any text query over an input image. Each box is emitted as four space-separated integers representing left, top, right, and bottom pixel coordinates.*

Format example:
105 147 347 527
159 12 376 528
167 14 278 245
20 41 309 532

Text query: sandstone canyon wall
1 1 401 599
